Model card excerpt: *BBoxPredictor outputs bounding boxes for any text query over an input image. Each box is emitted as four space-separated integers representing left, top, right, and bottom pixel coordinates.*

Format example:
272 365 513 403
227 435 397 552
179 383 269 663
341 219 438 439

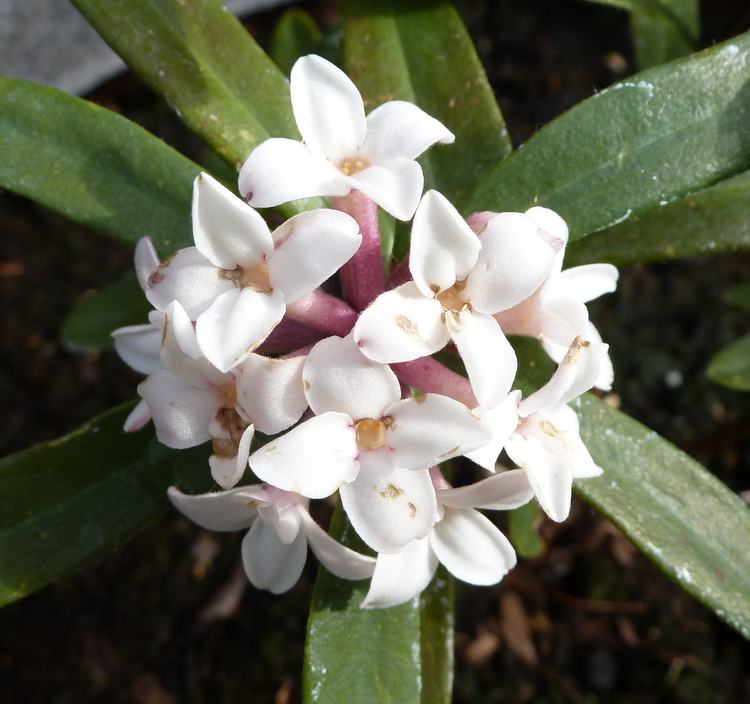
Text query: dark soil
2 1 750 702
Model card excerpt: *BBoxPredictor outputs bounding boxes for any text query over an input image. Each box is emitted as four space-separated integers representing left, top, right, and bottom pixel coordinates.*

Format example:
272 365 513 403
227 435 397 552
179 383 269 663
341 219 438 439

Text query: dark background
1 1 750 702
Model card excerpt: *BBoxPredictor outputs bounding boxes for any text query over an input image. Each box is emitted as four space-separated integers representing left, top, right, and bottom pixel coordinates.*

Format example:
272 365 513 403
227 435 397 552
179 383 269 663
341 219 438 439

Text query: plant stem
392 357 477 407
285 289 358 337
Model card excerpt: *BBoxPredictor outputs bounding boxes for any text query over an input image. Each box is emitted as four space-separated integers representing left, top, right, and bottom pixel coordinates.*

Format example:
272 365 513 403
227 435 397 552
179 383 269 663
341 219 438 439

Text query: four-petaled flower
238 54 455 221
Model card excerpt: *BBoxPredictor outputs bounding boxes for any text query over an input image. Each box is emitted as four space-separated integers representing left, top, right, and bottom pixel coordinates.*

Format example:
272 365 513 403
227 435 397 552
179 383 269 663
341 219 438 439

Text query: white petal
465 212 556 314
167 485 258 531
290 54 367 162
542 322 614 392
519 337 602 417
249 413 359 499
340 453 437 553
234 353 307 435
409 190 481 298
387 393 491 470
350 159 424 221
192 173 273 270
112 323 161 375
196 286 286 372
303 334 400 419
360 101 455 162
525 206 569 245
123 398 152 432
447 310 517 409
138 370 218 449
209 424 254 489
438 469 534 510
556 263 619 303
145 247 234 319
241 521 308 594
361 537 437 609
299 509 376 581
134 237 160 291
239 138 349 207
353 282 449 363
431 507 516 585
463 393 521 471
268 209 361 304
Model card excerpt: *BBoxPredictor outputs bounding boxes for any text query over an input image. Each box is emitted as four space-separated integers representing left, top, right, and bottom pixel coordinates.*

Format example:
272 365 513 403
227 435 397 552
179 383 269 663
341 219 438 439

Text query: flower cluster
115 55 618 608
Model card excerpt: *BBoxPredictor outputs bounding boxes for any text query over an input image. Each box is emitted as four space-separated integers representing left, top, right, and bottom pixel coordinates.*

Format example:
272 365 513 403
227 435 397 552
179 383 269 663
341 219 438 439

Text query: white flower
238 54 455 220
138 301 308 488
473 207 619 390
354 191 561 407
168 484 375 594
361 468 533 608
467 337 606 522
145 172 361 372
248 334 491 553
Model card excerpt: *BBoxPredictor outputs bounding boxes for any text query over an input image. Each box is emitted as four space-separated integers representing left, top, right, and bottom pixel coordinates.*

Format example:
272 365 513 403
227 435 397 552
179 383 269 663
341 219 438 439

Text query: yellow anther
354 418 387 451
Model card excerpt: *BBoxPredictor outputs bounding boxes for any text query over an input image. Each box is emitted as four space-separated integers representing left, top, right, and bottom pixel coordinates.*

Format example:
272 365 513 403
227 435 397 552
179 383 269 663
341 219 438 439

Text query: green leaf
69 0 295 172
459 34 750 241
573 394 750 639
419 566 454 704
725 281 750 311
340 0 512 205
630 0 699 70
565 170 750 267
508 501 546 559
0 404 214 608
269 8 322 76
706 333 750 391
304 504 422 704
0 79 200 255
62 274 152 351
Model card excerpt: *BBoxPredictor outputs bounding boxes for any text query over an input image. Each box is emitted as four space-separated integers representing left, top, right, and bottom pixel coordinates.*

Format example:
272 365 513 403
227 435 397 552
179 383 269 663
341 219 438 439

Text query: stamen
241 262 272 293
354 418 387 451
436 279 469 311
339 157 370 176
218 382 237 409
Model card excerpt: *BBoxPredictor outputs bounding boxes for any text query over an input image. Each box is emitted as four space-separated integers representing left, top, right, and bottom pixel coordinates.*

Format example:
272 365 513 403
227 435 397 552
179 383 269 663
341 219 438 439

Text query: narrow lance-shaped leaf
0 403 214 608
630 0 699 70
566 170 750 267
340 0 512 205
0 79 199 255
573 394 750 640
706 333 750 392
304 503 422 704
459 34 750 241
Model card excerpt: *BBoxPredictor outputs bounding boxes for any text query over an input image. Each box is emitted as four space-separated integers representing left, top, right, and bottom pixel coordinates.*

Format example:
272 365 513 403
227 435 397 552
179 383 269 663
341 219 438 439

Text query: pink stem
285 289 358 337
334 191 383 311
386 256 412 290
392 356 477 408
255 318 324 355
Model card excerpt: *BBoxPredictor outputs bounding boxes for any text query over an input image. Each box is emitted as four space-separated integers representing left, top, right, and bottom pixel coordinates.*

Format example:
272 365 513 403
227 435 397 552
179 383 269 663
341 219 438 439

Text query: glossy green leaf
573 393 750 639
269 8 322 76
419 566 454 704
304 504 422 704
340 0 512 205
566 170 750 267
630 0 699 70
725 281 750 311
70 0 293 170
0 79 199 255
62 274 152 351
459 34 750 241
508 501 546 559
0 404 213 607
706 333 750 391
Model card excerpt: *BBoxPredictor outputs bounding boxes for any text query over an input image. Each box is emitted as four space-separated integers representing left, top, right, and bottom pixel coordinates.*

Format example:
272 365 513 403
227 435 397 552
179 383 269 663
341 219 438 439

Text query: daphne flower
469 208 619 390
145 172 361 372
362 468 533 608
168 484 375 594
238 55 455 221
467 337 606 522
248 334 491 553
138 301 308 488
354 190 560 407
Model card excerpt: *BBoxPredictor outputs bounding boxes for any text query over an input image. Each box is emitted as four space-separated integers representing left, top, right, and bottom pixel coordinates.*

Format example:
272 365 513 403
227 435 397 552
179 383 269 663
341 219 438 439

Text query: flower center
218 382 238 409
222 262 272 294
435 279 469 312
339 157 370 176
211 407 249 457
354 418 388 451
